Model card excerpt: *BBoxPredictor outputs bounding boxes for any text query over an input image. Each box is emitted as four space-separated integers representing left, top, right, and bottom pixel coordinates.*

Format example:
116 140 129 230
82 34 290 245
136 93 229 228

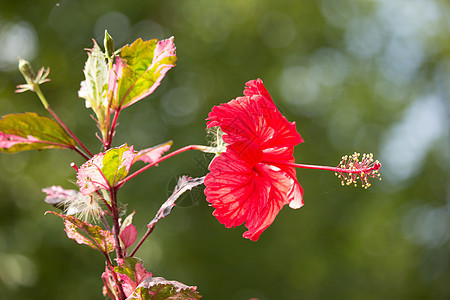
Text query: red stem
105 109 120 150
117 145 204 187
104 259 126 300
73 146 91 161
130 222 156 257
95 190 113 212
46 106 93 157
120 145 205 257
110 187 123 260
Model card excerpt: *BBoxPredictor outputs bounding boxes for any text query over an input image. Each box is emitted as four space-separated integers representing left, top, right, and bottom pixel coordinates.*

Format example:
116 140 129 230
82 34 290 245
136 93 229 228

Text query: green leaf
126 277 202 300
0 112 75 153
111 37 176 110
77 144 136 195
46 211 115 254
102 145 135 186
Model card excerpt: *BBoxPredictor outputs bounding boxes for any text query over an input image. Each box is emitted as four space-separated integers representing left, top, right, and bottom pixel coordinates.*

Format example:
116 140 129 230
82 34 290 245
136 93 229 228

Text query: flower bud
18 57 36 85
104 30 115 59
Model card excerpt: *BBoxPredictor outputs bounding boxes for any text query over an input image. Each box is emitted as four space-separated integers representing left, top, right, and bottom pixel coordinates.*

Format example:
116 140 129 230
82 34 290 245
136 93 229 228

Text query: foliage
1 1 448 299
0 31 382 299
0 113 75 153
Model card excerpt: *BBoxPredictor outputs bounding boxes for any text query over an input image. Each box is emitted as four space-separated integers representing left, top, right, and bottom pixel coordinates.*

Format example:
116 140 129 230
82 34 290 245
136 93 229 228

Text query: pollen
335 152 381 189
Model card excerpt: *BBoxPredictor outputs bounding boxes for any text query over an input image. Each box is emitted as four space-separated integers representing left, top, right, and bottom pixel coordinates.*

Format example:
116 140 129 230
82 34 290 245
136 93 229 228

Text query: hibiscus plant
0 31 381 299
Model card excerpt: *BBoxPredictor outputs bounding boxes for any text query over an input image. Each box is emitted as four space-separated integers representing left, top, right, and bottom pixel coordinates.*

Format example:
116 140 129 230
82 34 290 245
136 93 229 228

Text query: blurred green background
0 0 449 299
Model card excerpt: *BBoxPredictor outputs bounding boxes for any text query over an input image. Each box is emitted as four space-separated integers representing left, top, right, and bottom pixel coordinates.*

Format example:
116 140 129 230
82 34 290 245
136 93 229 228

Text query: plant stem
108 188 126 299
33 83 49 109
117 145 205 187
34 85 94 158
96 190 113 213
73 146 91 161
104 258 126 300
110 187 123 260
46 105 94 157
130 222 156 257
100 213 111 232
105 109 120 150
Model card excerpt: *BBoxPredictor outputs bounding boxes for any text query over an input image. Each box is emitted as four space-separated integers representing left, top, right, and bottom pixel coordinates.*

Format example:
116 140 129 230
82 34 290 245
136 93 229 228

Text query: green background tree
0 0 448 299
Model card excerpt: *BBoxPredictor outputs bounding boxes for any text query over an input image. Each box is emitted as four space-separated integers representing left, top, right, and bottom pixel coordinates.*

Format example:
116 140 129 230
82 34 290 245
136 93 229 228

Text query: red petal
205 79 305 241
205 149 299 241
207 84 303 151
243 78 274 103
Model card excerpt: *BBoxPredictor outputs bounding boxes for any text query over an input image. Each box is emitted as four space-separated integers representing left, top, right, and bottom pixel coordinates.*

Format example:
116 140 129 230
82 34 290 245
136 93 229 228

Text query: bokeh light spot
258 11 296 48
0 253 37 288
0 21 38 71
94 12 131 45
160 86 201 127
380 94 448 184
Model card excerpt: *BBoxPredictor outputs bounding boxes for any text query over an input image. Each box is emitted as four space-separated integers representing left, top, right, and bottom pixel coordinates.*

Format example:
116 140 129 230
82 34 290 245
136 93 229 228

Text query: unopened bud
18 57 36 85
15 57 51 97
104 30 115 58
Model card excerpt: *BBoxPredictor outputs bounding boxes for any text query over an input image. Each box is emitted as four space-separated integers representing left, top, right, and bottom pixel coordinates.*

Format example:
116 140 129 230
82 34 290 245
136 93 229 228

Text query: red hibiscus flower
204 79 304 241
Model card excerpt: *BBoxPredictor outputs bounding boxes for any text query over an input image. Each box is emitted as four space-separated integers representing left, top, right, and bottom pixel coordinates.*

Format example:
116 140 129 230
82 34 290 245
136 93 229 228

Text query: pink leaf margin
126 36 176 108
77 143 172 195
46 211 115 254
77 151 109 195
110 37 176 111
134 142 172 164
